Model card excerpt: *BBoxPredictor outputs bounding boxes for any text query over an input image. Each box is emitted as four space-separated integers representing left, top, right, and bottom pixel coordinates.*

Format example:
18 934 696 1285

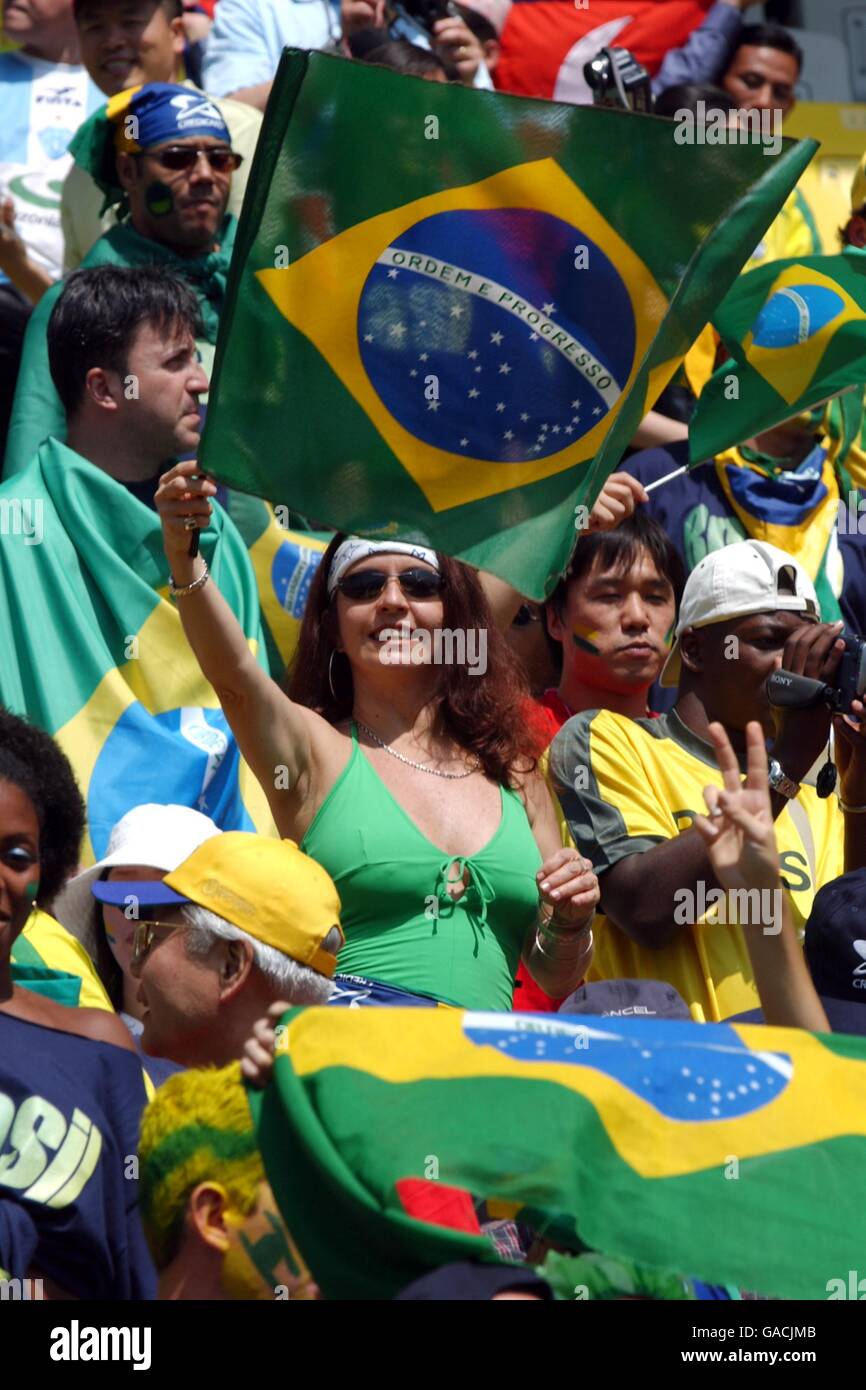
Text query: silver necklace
355 720 479 780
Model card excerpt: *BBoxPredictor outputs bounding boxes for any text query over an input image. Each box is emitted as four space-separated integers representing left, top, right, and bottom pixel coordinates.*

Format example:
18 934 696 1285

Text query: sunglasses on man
133 145 244 173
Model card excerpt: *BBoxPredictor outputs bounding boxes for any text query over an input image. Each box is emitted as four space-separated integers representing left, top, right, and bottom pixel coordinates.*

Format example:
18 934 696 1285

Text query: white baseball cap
52 803 221 962
659 540 821 688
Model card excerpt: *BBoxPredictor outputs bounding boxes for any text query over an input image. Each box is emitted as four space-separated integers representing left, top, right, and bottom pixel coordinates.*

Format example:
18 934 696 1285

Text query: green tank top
301 725 543 1009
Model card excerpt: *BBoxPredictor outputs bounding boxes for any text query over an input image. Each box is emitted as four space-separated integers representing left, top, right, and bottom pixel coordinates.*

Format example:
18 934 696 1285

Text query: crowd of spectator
1 0 865 1304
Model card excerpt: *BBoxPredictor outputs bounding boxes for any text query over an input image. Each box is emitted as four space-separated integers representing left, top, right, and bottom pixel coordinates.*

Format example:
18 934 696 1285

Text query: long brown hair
286 535 537 787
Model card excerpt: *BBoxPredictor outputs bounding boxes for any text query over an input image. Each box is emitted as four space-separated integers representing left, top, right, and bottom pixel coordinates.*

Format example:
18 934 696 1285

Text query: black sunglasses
134 145 243 173
336 568 446 601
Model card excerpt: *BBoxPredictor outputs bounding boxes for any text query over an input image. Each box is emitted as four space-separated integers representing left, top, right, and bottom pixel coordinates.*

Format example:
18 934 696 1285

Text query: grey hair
179 903 337 1004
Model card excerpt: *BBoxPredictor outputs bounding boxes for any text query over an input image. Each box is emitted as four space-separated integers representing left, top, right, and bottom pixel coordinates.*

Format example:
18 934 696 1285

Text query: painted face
122 135 233 253
221 1182 319 1301
76 0 184 96
102 863 166 981
117 317 209 459
550 550 676 697
334 554 446 678
0 780 40 950
723 44 798 117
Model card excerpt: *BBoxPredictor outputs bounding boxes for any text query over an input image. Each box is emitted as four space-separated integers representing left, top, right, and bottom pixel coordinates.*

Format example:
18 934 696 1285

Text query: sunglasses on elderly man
336 568 446 602
131 919 185 968
133 145 244 173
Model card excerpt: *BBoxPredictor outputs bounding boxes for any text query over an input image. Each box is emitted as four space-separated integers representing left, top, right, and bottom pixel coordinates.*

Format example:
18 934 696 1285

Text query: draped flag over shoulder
250 1007 866 1300
690 249 866 462
201 49 816 599
0 441 275 862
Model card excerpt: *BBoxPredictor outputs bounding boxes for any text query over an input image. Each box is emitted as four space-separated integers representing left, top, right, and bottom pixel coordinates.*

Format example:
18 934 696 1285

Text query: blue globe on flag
357 207 636 464
751 283 845 350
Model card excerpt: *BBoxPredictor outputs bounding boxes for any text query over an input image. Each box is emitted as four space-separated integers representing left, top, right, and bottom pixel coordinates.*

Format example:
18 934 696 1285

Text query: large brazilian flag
250 1007 866 1300
201 50 816 599
691 248 866 462
0 441 275 862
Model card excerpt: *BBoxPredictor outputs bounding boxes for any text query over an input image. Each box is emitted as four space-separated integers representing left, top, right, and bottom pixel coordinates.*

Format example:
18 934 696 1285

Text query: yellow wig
139 1062 264 1270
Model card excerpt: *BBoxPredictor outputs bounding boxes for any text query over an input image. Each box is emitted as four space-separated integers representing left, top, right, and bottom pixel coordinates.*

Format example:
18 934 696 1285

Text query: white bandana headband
327 538 440 596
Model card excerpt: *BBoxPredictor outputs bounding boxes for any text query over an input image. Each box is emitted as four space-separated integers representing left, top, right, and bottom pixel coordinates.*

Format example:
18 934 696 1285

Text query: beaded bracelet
169 561 210 598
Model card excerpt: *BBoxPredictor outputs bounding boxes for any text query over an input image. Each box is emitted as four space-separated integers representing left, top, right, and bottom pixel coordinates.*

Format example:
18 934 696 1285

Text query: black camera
393 0 461 37
583 46 654 114
766 631 866 717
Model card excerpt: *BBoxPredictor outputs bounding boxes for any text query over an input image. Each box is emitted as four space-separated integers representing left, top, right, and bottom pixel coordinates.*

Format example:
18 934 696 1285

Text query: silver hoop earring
328 650 338 700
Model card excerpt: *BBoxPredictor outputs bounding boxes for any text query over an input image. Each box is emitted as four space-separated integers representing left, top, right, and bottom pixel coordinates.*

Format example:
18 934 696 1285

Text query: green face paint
145 180 174 217
571 625 600 656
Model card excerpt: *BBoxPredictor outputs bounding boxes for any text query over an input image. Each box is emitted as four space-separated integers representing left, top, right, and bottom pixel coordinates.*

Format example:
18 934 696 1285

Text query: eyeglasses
134 145 243 173
336 568 446 602
131 919 183 968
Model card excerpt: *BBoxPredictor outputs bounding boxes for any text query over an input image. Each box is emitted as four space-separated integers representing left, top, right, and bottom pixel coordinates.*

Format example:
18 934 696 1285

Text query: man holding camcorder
549 540 866 1024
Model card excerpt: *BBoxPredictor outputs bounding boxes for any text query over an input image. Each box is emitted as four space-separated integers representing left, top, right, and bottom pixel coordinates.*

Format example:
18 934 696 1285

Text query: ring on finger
183 517 198 531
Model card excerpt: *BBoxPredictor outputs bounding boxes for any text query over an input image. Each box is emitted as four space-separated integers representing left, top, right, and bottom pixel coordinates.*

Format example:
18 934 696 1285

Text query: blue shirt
0 51 103 282
0 1011 156 1299
202 0 493 94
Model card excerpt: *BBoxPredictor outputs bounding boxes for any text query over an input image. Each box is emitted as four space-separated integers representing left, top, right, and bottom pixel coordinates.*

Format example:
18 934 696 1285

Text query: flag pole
643 457 711 494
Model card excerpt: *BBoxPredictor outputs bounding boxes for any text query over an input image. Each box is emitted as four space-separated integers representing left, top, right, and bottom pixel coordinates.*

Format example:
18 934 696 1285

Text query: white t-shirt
0 51 103 281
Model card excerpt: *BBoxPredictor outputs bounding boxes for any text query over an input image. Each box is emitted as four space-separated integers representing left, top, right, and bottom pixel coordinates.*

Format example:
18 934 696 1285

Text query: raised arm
155 461 330 830
693 721 829 1032
520 771 598 998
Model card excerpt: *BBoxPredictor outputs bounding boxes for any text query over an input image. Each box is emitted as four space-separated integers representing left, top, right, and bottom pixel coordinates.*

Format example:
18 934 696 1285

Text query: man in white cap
550 540 866 1023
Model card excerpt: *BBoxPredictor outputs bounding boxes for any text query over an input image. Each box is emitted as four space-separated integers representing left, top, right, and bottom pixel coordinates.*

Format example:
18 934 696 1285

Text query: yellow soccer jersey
744 188 821 275
549 708 843 1023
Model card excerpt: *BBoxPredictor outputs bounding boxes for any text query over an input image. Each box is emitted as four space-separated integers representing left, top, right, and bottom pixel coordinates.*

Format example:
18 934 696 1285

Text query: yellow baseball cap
158 833 343 978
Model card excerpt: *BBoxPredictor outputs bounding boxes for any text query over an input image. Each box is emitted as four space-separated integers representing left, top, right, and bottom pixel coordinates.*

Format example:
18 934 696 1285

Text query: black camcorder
766 632 866 717
393 0 461 36
583 46 654 114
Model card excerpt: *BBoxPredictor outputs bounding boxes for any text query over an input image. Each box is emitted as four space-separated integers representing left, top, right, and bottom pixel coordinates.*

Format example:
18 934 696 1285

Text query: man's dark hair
47 265 203 418
350 32 453 80
544 509 686 645
734 23 803 73
0 707 85 906
456 4 497 47
654 83 737 119
74 0 183 19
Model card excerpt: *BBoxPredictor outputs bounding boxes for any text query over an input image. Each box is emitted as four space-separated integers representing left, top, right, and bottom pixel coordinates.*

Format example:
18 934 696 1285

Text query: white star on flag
503 430 514 441
468 387 480 399
427 400 440 411
542 302 556 314
498 362 511 375
460 437 469 446
520 412 529 422
450 304 464 318
571 399 580 409
363 333 374 343
593 406 602 416
467 349 478 360
490 331 504 346
495 402 505 412
387 269 399 279
389 323 406 339
409 368 417 377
